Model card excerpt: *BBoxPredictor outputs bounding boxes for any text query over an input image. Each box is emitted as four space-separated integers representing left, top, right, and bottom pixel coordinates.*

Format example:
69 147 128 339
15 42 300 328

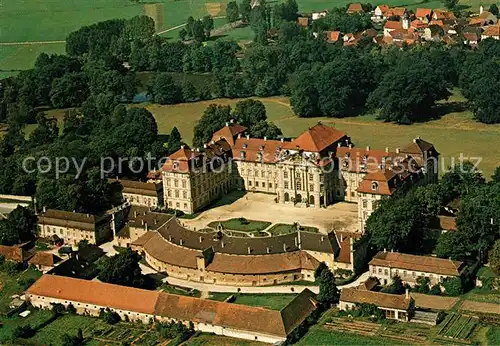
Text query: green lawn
0 43 66 73
208 293 296 310
185 333 264 346
267 223 318 236
207 218 271 232
0 268 42 314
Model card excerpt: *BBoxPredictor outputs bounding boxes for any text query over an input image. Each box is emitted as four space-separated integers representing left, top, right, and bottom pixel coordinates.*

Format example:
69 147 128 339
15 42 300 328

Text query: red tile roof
483 24 500 37
347 3 364 13
325 30 341 42
357 170 397 195
211 124 247 147
384 20 403 30
415 8 433 18
340 288 412 310
28 252 62 267
376 5 390 14
369 251 465 276
334 231 361 264
283 124 346 153
232 138 283 163
0 245 32 262
385 7 406 17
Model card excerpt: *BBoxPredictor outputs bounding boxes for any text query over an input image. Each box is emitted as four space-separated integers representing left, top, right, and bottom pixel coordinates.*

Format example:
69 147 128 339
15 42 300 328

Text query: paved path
163 271 370 295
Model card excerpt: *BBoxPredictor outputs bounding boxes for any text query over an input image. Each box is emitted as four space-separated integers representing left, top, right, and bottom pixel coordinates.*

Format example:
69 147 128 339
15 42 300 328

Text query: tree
12 325 34 339
435 231 469 260
368 54 451 124
444 0 458 10
233 99 267 126
429 284 442 295
489 4 499 16
49 73 89 108
290 71 320 117
29 113 59 147
179 28 188 41
202 16 214 39
181 80 198 102
151 73 183 105
239 0 252 22
492 167 500 183
98 248 153 288
226 1 240 23
193 104 232 148
442 277 463 296
488 239 500 275
381 275 405 294
414 276 430 294
314 262 328 280
0 206 36 246
186 16 196 37
317 268 340 305
167 127 182 154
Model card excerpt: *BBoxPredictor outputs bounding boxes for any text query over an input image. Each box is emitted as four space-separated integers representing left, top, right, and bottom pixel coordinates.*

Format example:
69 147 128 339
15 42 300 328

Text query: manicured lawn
207 218 271 232
267 223 318 236
158 282 201 297
143 91 500 178
208 293 296 310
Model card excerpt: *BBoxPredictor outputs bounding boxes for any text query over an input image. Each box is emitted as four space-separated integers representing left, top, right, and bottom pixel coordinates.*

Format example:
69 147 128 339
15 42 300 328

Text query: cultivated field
143 91 500 178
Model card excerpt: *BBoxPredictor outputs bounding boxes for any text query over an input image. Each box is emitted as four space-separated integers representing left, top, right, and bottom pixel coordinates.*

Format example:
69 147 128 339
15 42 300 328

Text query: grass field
185 333 264 346
142 90 500 178
207 218 271 232
208 292 296 310
0 43 66 74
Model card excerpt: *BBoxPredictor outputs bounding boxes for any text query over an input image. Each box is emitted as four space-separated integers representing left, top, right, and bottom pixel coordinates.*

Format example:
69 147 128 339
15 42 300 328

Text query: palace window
183 191 187 199
309 184 314 192
284 171 288 179
182 181 186 188
174 180 179 187
175 191 179 198
296 179 302 191
362 200 367 208
309 173 313 181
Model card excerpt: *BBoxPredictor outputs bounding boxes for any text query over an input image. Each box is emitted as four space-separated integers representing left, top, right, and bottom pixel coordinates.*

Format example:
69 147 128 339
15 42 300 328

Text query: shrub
442 277 464 296
12 324 34 339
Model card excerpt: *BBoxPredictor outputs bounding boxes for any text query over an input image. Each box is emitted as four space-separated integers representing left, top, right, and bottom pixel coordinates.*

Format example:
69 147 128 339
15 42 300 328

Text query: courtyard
183 191 359 234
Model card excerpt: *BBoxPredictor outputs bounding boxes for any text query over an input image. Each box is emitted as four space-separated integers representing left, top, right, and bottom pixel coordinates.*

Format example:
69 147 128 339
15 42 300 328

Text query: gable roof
325 30 341 42
347 3 364 13
37 209 103 231
283 124 346 153
385 7 407 17
210 124 247 147
28 252 62 267
357 170 397 195
233 138 283 164
384 20 403 30
400 137 435 156
376 5 390 14
483 24 500 37
415 8 433 18
26 275 160 314
109 179 161 197
27 275 317 339
369 251 465 276
340 288 412 310
0 245 32 262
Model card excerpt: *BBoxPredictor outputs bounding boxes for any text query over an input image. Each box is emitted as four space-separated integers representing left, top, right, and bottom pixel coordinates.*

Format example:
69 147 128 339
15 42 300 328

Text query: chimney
384 248 387 253
340 234 343 242
413 138 417 144
181 144 185 149
246 134 250 140
248 246 251 254
180 239 183 246
43 206 47 213
366 146 370 151
267 247 270 254
145 222 148 231
230 119 234 124
321 236 324 242
385 147 389 153
283 243 287 252
337 142 341 148
221 241 225 248
294 237 298 247
281 138 284 142
264 136 267 141
199 236 202 243
155 219 158 225
396 148 400 154
225 122 229 127
349 237 354 267
480 5 484 14
211 140 215 145
405 288 409 299
134 211 137 218
141 219 144 226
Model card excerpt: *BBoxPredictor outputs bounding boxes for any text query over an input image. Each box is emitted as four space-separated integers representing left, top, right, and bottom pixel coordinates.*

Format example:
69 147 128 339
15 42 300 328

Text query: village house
346 3 364 14
26 275 318 344
369 250 466 286
482 23 500 40
109 178 163 208
339 287 414 321
373 4 390 20
415 8 433 23
312 10 328 20
37 208 112 245
28 252 62 273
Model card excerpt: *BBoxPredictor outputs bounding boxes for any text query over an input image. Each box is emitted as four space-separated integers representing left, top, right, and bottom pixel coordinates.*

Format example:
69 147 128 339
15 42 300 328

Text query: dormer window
240 151 246 159
257 152 263 161
242 144 248 149
371 182 378 191
173 161 179 169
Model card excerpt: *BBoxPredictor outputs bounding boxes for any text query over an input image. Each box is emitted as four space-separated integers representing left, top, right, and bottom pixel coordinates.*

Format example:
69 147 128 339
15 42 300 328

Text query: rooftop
369 251 465 276
340 287 412 310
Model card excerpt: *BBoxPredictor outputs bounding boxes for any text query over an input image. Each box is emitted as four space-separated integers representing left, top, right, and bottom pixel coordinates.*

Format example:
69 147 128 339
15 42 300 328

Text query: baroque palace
161 122 439 231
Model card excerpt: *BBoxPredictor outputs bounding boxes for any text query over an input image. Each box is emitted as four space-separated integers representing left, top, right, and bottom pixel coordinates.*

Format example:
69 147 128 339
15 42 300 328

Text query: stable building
109 178 163 208
26 275 318 344
339 287 414 321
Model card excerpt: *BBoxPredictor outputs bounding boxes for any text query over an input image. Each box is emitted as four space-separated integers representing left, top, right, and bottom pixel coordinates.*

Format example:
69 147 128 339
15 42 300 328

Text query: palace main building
162 122 439 232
